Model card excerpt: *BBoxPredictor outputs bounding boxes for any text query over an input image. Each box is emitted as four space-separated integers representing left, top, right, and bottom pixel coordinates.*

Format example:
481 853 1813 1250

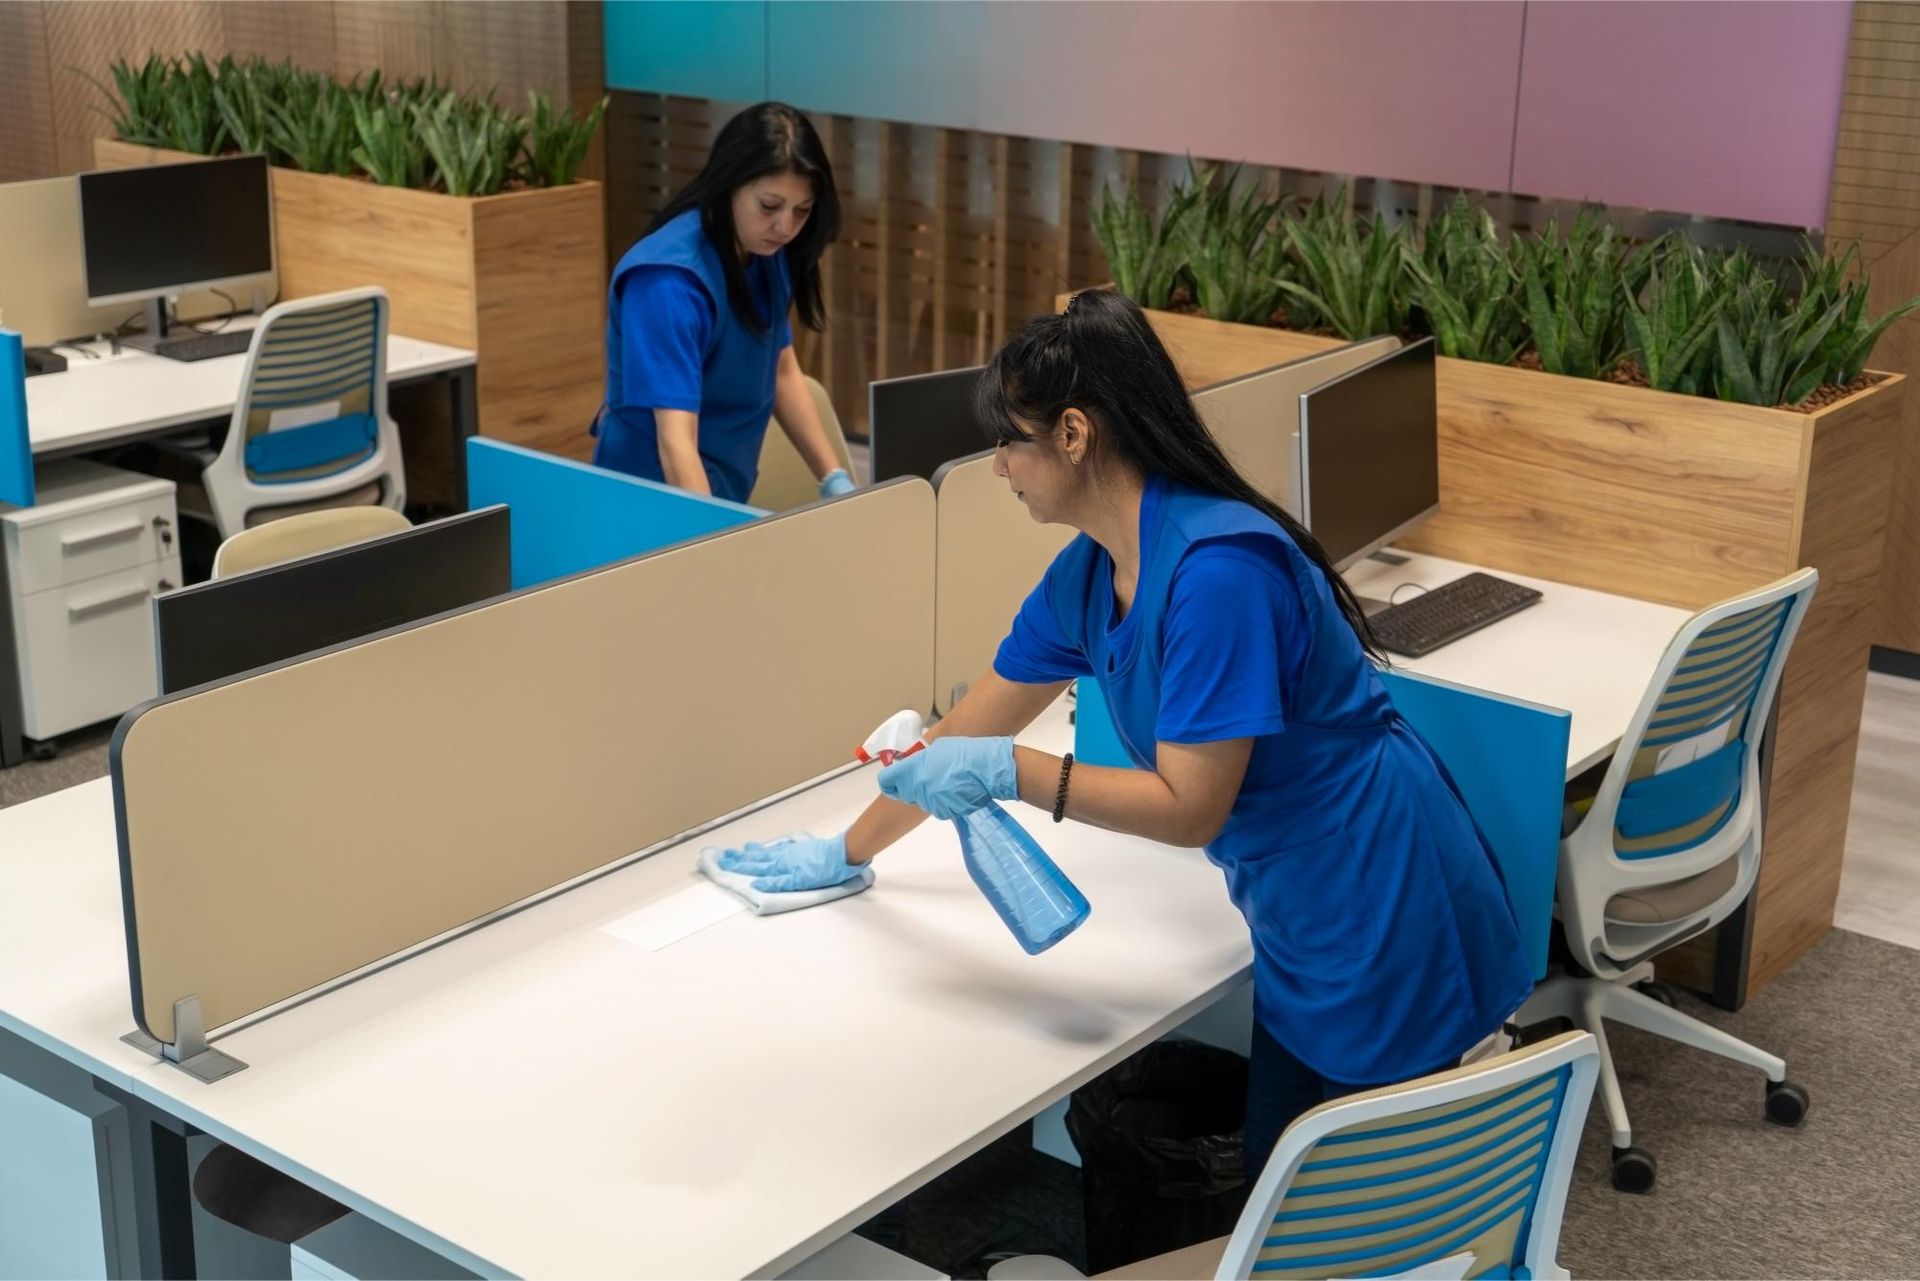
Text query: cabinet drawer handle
61 522 145 554
67 584 152 620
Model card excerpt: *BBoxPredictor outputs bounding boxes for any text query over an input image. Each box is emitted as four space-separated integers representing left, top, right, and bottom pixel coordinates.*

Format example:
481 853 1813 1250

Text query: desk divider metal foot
120 996 248 1083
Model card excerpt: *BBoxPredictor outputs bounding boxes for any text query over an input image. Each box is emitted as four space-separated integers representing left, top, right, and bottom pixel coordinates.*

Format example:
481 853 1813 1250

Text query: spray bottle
861 710 1091 954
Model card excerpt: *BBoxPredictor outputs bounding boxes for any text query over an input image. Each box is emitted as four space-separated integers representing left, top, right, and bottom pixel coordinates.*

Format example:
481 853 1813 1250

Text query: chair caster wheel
1611 1145 1656 1193
1633 979 1679 1007
25 738 57 762
1766 1080 1810 1127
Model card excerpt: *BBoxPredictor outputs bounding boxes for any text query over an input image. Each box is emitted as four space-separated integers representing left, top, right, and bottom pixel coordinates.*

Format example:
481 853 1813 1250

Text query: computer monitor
869 366 986 483
154 506 512 695
78 155 274 349
1295 337 1439 571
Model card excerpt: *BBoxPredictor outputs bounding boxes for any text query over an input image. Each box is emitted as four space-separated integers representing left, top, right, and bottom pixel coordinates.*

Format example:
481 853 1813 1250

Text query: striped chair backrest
1249 1066 1574 1279
1610 586 1804 860
239 294 383 485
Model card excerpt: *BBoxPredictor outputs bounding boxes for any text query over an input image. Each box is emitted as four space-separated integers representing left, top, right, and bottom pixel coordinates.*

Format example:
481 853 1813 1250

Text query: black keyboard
150 330 253 362
1368 572 1543 657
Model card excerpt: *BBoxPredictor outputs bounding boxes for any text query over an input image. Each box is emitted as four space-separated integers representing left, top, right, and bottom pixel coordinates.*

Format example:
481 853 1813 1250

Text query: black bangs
973 311 1080 447
973 364 1040 446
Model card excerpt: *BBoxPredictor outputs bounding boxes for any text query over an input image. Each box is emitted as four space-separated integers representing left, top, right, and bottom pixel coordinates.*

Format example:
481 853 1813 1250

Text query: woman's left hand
877 736 1018 819
818 468 856 498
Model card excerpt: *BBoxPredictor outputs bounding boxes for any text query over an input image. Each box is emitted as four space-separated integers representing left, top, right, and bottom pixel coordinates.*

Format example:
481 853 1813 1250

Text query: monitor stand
118 297 174 355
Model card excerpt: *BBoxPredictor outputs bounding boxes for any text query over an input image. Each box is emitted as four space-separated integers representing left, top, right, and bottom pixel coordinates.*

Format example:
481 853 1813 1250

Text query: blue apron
1059 480 1532 1084
594 210 791 503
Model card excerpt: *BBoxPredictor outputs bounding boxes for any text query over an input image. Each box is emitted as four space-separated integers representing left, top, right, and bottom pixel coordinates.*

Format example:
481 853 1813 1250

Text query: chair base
1521 969 1789 1161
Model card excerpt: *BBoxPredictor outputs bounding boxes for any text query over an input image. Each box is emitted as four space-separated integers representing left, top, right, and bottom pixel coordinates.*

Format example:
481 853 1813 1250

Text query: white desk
0 562 1690 1278
4 319 478 768
24 321 475 460
0 705 1251 1279
1346 551 1690 777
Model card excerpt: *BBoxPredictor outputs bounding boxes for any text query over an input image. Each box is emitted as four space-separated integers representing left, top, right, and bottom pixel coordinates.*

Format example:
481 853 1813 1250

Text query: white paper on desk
266 401 340 432
601 882 745 951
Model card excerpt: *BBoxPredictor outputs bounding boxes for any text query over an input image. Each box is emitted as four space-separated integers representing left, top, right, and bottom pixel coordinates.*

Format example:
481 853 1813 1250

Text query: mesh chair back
1246 1068 1574 1279
239 294 384 484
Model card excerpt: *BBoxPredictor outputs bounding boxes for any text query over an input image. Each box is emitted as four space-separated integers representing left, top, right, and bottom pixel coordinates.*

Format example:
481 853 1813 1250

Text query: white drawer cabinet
3 460 180 741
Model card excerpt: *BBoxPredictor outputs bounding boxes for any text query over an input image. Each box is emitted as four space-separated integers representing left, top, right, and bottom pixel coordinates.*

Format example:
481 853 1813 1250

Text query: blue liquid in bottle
954 802 1091 954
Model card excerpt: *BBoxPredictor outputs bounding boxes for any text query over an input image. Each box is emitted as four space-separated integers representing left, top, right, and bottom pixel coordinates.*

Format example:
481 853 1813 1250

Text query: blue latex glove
819 468 856 498
716 831 864 893
877 736 1018 819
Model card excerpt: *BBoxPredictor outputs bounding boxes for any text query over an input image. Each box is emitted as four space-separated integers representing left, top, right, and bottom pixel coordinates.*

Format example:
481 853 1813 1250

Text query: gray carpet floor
5 708 1916 1277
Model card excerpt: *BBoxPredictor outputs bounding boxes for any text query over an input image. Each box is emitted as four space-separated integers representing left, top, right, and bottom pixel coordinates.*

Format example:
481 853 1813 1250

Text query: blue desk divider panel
466 438 764 588
1073 678 1132 768
0 331 31 508
1381 669 1570 980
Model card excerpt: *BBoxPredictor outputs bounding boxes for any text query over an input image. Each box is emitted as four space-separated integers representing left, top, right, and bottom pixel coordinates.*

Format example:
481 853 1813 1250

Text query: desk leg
0 550 24 768
100 1085 198 1280
447 365 478 512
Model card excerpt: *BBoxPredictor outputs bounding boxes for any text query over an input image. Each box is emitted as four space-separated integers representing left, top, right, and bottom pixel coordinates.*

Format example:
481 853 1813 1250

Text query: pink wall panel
1509 1 1851 227
974 1 1526 192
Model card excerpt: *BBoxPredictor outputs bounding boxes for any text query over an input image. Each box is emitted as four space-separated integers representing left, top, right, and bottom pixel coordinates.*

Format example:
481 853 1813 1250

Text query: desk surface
1 706 1253 1280
24 317 474 457
1347 551 1689 777
0 778 161 1088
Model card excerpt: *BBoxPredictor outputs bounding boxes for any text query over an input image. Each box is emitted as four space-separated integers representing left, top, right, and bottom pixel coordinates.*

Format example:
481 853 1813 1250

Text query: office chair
990 1031 1598 1281
211 505 411 578
183 287 407 539
1522 568 1818 1194
750 374 855 510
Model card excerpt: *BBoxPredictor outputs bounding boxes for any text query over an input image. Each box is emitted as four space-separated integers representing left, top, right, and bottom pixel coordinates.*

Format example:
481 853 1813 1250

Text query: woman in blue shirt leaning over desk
724 290 1533 1175
593 102 854 503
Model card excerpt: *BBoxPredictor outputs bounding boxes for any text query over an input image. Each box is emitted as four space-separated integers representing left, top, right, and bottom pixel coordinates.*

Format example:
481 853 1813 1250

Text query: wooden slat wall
1826 1 1920 654
1828 2 1920 261
0 0 602 186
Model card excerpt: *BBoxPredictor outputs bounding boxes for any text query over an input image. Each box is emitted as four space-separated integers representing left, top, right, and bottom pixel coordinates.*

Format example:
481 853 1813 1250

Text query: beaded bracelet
1052 753 1075 823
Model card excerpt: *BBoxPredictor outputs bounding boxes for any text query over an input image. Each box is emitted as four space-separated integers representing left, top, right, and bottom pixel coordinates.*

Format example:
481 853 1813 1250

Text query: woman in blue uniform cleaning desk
594 102 854 503
722 290 1533 1175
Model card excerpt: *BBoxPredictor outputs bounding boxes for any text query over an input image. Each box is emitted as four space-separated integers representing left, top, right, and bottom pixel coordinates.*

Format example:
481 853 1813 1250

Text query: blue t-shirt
994 475 1532 1085
593 211 794 502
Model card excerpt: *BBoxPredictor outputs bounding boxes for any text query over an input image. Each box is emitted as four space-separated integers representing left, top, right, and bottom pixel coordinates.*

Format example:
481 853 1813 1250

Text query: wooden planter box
94 139 606 494
1065 295 1904 1002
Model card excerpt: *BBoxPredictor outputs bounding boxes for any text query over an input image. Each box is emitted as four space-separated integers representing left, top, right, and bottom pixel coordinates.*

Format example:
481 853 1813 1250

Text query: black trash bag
1065 1039 1249 1274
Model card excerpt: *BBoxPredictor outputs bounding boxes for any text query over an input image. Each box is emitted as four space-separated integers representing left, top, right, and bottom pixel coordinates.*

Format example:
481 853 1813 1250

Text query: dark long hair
648 102 840 335
975 289 1382 662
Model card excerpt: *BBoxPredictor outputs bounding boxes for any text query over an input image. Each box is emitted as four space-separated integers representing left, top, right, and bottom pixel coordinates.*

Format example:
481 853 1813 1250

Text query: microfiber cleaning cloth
697 847 875 916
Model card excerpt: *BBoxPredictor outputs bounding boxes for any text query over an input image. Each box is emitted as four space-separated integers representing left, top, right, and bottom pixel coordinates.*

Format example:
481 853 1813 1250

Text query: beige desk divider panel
113 480 937 1048
0 175 277 348
1193 336 1401 510
933 453 1076 714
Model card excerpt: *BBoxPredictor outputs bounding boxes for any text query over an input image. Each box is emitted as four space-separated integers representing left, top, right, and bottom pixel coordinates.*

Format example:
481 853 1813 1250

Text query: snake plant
1516 208 1649 379
1177 163 1290 325
1407 193 1524 364
1274 186 1412 339
1090 173 1200 310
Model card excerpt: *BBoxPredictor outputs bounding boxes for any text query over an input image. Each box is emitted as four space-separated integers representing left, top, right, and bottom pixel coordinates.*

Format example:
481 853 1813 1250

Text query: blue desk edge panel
1 331 32 508
1380 669 1570 981
465 437 764 588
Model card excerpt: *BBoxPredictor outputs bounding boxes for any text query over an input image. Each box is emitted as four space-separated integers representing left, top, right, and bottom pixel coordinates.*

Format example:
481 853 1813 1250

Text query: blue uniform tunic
996 476 1532 1084
593 210 793 502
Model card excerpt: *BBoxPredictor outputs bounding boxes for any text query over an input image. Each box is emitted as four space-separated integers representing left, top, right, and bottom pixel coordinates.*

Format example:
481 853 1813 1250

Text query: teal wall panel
605 0 768 102
0 332 31 508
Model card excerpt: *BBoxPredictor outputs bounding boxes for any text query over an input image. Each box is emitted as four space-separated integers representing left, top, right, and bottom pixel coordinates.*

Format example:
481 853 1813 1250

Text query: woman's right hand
716 832 862 892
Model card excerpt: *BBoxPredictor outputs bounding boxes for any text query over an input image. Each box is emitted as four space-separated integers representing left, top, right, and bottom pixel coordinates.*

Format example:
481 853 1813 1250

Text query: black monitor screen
1298 338 1439 571
155 507 512 695
79 155 274 303
870 367 986 483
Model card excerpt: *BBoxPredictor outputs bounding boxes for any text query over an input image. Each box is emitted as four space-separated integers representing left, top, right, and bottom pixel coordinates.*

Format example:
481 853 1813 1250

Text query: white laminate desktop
1346 550 1690 777
0 705 1252 1279
23 317 475 458
0 779 162 1089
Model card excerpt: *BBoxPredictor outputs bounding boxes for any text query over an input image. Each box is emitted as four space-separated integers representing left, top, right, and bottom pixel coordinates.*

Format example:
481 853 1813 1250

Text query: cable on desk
1389 582 1430 605
187 290 241 334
